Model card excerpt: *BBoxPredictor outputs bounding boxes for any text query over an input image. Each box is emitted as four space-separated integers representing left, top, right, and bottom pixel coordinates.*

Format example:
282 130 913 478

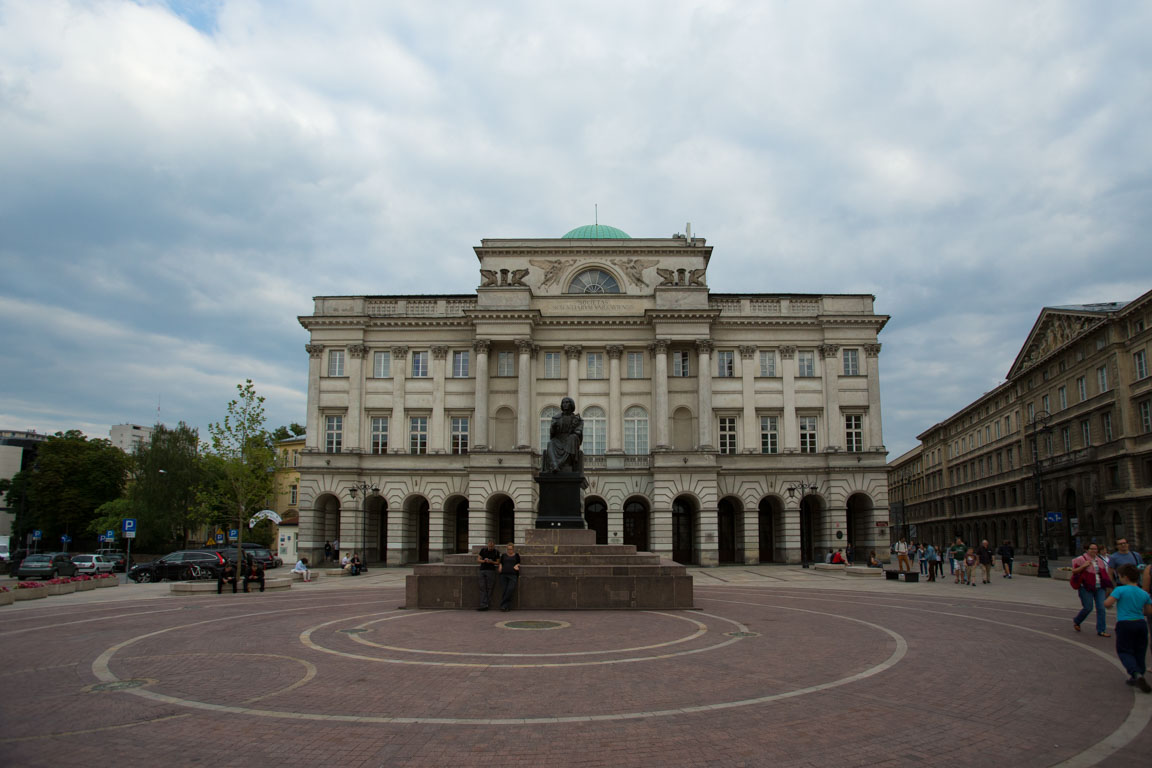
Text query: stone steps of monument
445 553 661 566
466 544 640 556
415 563 687 577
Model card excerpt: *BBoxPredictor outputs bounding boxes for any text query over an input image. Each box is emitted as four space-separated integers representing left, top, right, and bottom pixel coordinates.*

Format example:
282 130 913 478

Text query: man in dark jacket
476 539 499 611
975 540 995 584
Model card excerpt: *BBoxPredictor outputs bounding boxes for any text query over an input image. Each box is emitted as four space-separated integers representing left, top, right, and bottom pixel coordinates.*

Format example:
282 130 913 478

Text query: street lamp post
785 481 820 568
1028 410 1053 578
347 480 380 563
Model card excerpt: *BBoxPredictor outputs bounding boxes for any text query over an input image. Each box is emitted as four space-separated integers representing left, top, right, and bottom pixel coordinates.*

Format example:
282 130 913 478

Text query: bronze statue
541 397 583 473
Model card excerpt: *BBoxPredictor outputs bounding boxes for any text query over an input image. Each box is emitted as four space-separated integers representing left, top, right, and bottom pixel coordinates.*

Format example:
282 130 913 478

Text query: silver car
72 554 116 575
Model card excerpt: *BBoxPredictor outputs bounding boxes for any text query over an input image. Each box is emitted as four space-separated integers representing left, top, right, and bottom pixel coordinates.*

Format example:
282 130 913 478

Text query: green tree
87 498 133 541
130 422 206 550
201 380 276 558
271 423 306 442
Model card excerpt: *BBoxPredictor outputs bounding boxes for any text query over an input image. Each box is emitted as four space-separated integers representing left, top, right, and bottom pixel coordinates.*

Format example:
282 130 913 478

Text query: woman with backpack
1072 543 1113 637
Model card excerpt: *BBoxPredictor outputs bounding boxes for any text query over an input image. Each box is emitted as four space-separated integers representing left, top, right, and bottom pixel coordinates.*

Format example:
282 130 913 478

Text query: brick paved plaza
2 568 1150 767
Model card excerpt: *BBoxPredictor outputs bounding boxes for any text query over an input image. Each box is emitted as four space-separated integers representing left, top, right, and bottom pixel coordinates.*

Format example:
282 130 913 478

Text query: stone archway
846 493 874 562
717 497 741 564
444 495 469 554
758 496 782 563
585 497 608 545
314 493 341 563
364 494 387 563
800 495 823 564
672 495 696 565
623 497 650 552
405 496 430 564
489 495 516 545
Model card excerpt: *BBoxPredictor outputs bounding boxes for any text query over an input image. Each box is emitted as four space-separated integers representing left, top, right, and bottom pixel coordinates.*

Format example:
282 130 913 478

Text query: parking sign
228 528 239 541
215 532 225 544
32 529 42 541
123 518 137 539
106 529 115 540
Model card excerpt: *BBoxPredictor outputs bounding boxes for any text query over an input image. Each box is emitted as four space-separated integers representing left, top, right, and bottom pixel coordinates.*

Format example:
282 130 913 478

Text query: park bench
883 569 919 582
169 577 291 595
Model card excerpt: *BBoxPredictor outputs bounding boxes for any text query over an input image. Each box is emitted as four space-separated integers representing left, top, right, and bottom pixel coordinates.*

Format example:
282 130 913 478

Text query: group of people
216 556 266 594
891 537 1015 585
323 540 340 563
476 540 521 612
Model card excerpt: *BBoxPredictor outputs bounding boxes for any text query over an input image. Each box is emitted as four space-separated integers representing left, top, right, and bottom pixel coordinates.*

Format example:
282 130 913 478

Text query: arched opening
672 407 694 451
585 498 608 544
365 495 387 563
315 493 342 562
494 407 516 451
800 495 822 564
491 495 516 545
623 497 649 551
672 495 696 564
758 497 781 562
446 496 470 554
406 496 430 563
846 493 874 560
717 497 740 564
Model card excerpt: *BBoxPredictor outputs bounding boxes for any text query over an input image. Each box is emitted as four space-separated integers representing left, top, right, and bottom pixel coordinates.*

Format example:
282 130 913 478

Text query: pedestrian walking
918 543 929 575
476 539 499 611
1072 543 1113 637
924 542 937 582
949 537 966 580
498 543 521 612
1103 564 1152 692
963 548 978 586
975 539 995 584
332 538 340 562
1107 538 1144 585
997 540 1015 579
895 538 910 572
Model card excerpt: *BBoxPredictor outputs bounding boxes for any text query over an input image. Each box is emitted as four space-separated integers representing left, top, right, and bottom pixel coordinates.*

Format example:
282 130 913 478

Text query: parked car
72 553 116 575
16 552 79 580
220 547 275 569
95 548 131 572
268 552 283 568
128 550 226 583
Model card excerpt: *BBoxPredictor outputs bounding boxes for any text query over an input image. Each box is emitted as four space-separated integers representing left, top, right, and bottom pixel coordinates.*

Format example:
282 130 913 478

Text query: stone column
427 506 447 563
347 344 368 452
696 339 714 450
820 344 841 451
387 504 409 564
782 498 802 564
607 505 624 545
739 345 757 453
865 344 885 450
651 340 670 450
430 345 448 453
390 346 408 453
607 345 624 453
516 338 533 449
650 506 673 559
780 346 798 452
743 508 760 564
473 340 490 450
304 344 324 452
565 345 582 401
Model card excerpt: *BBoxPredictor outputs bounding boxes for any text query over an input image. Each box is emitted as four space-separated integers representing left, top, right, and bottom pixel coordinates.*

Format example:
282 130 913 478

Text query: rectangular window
411 351 429 378
289 484 298 506
1007 447 1013 469
799 416 818 454
1140 400 1152 434
845 414 863 452
718 417 737 455
451 417 469 454
1102 411 1113 441
325 415 343 454
586 352 604 379
626 351 644 378
1097 365 1108 393
1041 394 1050 413
759 350 776 377
759 416 779 454
842 348 860 376
1135 350 1149 380
1077 376 1086 401
1081 419 1091 447
997 452 1003 472
1062 426 1071 453
373 350 391 378
797 351 816 377
370 417 388 454
995 420 1001 439
327 349 345 377
409 417 428 455
672 350 691 377
1027 403 1035 422
497 351 515 377
452 351 470 378
543 352 563 379
716 350 735 377
1058 386 1066 410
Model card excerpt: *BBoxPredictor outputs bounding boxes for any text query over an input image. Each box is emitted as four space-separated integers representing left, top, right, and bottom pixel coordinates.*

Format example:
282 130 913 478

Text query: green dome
561 224 631 239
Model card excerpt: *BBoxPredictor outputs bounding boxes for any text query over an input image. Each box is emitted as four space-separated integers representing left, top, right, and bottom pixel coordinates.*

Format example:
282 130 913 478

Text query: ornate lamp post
1027 410 1053 578
786 481 820 568
346 480 379 562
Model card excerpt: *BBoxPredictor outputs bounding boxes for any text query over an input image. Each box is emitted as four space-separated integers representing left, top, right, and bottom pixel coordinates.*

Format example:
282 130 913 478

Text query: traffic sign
61 534 71 543
99 534 106 543
106 529 115 539
215 532 225 544
123 518 137 539
1046 512 1064 523
32 529 42 541
228 528 239 541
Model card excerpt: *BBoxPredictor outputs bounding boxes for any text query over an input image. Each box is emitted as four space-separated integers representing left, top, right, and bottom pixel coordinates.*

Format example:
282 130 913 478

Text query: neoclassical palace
889 290 1152 554
296 224 890 566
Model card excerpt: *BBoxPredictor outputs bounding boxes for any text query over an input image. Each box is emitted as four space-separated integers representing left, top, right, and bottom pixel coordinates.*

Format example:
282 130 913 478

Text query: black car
16 552 79 580
95 548 131 572
129 550 226 583
220 547 275 569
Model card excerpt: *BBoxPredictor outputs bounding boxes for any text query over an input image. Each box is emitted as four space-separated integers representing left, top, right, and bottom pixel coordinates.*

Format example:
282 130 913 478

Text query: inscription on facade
550 299 635 313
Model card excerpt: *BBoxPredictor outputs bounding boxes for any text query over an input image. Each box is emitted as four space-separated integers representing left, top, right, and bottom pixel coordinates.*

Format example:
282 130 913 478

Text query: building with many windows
888 290 1152 554
296 225 890 566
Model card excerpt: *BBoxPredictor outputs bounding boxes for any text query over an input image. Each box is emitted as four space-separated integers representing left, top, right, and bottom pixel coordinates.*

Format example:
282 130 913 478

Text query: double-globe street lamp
1027 410 1053 578
346 480 380 564
785 481 820 568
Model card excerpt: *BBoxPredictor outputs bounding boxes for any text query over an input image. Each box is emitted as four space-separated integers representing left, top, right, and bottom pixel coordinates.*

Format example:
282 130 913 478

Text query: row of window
327 347 870 380
322 411 871 456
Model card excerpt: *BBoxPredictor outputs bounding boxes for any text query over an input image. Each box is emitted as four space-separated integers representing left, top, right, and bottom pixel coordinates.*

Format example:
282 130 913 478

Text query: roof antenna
594 203 598 236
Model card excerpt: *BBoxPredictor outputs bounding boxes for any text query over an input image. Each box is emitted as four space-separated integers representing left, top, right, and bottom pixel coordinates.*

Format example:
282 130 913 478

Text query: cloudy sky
2 0 1150 459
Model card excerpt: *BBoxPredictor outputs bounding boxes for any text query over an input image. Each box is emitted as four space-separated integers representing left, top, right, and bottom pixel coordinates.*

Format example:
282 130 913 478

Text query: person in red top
1072 543 1113 637
831 550 847 565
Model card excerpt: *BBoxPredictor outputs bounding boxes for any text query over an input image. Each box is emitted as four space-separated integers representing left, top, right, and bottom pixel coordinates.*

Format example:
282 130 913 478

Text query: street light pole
786 481 820 569
347 480 380 564
1028 410 1053 578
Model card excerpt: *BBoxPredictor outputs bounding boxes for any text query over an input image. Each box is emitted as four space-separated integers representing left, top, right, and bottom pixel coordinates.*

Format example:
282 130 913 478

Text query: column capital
348 344 368 359
819 343 840 359
472 339 490 353
606 345 624 359
390 345 409 359
530 344 540 359
305 343 325 358
515 338 533 353
431 345 449 360
696 338 714 354
564 344 583 359
864 343 882 357
779 345 797 359
738 345 757 359
649 339 670 354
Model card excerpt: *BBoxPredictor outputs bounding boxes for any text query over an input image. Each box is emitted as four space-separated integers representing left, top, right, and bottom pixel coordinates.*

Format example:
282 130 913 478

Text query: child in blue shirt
1104 563 1152 692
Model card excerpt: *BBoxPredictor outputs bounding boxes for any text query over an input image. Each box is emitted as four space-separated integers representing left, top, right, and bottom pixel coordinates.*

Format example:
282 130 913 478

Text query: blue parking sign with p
32 529 42 540
123 519 136 532
215 532 224 544
106 529 115 539
228 528 239 541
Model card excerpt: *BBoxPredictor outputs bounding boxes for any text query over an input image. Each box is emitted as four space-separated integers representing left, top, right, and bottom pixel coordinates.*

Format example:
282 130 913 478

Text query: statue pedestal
534 472 585 529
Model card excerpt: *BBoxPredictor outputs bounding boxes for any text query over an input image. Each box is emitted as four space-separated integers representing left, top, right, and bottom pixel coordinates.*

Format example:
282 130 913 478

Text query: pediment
1008 309 1104 378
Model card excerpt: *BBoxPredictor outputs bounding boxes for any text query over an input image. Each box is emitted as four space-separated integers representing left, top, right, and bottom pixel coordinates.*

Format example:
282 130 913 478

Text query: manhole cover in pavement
499 620 570 631
90 679 149 692
725 631 760 638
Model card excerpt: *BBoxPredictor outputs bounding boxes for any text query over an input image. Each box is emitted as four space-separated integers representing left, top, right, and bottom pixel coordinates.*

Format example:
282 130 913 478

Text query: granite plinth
534 473 585 529
405 529 694 610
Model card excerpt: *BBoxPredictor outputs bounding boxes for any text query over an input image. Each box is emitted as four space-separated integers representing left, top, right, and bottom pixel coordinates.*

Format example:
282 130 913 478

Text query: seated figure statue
541 397 583 474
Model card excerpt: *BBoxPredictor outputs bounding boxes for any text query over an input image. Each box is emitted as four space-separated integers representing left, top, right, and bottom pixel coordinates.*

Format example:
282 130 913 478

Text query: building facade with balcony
889 290 1152 555
296 225 890 566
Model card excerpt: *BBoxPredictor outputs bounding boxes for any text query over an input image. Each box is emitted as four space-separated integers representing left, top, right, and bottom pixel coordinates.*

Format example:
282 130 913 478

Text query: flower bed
1015 563 1039 576
1053 567 1073 581
72 576 97 591
14 582 46 601
43 578 77 596
0 586 12 606
93 573 118 588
